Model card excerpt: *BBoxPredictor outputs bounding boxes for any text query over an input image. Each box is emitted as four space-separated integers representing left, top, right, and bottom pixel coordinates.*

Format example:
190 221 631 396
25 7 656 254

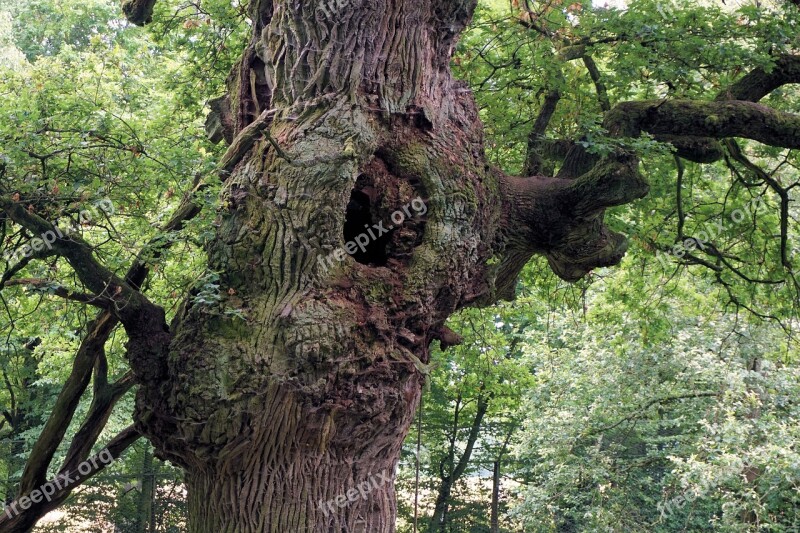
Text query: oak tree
2 0 800 531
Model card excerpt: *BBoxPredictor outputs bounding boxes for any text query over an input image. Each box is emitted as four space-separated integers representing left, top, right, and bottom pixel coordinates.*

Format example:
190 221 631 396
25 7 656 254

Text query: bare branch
586 392 721 437
3 279 109 308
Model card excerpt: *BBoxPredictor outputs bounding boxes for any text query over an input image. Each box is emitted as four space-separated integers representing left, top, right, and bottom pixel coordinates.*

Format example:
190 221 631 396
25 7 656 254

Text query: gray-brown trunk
126 1 648 531
134 1 497 531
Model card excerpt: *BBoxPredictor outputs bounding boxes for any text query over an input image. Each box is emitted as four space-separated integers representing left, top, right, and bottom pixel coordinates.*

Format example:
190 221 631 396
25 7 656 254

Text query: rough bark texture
116 1 650 531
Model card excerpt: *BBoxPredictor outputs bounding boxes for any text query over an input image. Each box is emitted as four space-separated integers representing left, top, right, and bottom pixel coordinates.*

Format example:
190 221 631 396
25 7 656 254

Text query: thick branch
60 371 135 478
656 134 726 163
496 153 648 290
645 54 800 162
605 100 800 149
582 55 611 112
556 142 600 180
16 313 117 497
716 55 800 103
502 54 800 293
6 182 205 509
525 90 562 176
0 197 153 324
0 209 170 393
559 55 800 170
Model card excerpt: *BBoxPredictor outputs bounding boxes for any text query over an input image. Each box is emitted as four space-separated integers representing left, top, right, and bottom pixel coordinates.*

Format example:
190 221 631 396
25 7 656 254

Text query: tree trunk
429 393 489 532
123 1 649 531
428 478 452 533
6 2 800 528
134 446 155 533
490 460 500 533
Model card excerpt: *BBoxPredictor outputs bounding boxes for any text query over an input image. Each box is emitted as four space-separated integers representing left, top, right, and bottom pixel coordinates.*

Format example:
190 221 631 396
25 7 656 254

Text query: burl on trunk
123 0 645 531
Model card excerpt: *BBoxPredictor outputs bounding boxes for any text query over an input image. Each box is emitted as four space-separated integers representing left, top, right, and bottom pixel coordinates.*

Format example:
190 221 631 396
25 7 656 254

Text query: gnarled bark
116 1 646 531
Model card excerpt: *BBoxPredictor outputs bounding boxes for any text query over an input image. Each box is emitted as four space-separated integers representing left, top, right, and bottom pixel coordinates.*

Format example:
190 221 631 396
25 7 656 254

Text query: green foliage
400 1 800 531
510 265 800 532
0 0 216 526
146 0 249 108
0 0 122 60
397 303 536 532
